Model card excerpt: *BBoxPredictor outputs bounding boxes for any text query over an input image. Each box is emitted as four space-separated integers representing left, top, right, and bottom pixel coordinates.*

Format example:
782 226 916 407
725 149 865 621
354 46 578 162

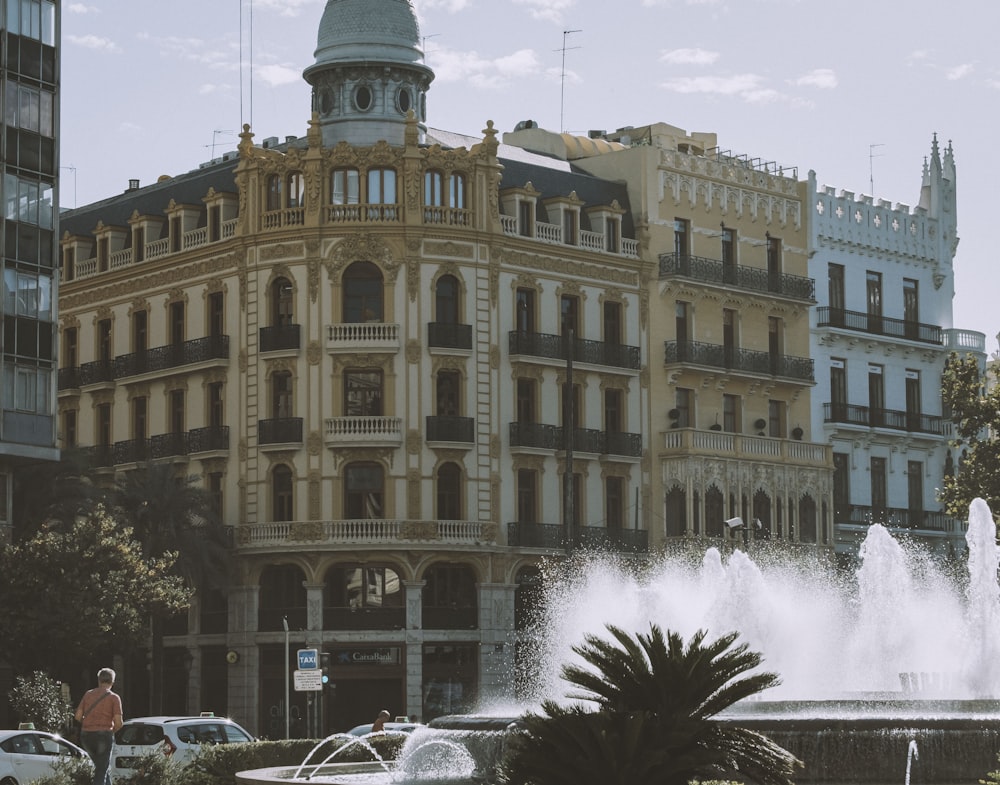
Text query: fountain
238 498 1000 785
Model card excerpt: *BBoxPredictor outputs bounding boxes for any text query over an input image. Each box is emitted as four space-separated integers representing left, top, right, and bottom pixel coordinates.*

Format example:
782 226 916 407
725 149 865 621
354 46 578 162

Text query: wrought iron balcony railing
509 422 642 457
509 330 641 371
507 521 649 553
114 335 230 379
658 252 816 301
259 324 301 352
78 360 115 386
427 322 473 350
259 417 304 445
816 307 943 345
426 415 475 443
664 340 814 382
57 367 81 390
108 427 230 464
823 402 946 435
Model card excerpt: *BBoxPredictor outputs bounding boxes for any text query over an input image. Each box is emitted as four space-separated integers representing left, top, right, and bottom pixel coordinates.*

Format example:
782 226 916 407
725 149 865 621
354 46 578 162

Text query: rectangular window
132 309 147 353
603 301 622 345
675 387 692 428
830 359 847 421
170 301 185 345
866 270 883 332
723 308 737 367
63 326 77 368
331 168 360 205
518 200 533 237
605 217 619 253
560 295 579 337
768 399 786 438
345 370 383 416
869 364 884 426
209 382 224 428
63 409 77 448
515 288 535 333
905 370 921 430
436 370 460 417
828 263 845 323
2 362 50 413
832 452 850 521
367 168 396 204
133 396 147 440
169 389 185 433
208 472 223 518
516 378 536 424
604 388 623 433
208 291 224 338
517 469 537 523
675 301 690 360
98 319 112 363
345 465 383 519
673 218 689 257
723 393 740 432
871 457 887 518
97 402 112 446
721 227 736 281
273 372 293 419
606 476 625 530
562 209 578 245
560 382 581 428
768 316 782 374
766 235 781 291
903 278 919 339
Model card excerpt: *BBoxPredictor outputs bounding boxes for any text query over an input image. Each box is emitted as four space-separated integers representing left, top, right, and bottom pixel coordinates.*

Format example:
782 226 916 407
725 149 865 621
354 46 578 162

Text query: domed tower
303 0 434 147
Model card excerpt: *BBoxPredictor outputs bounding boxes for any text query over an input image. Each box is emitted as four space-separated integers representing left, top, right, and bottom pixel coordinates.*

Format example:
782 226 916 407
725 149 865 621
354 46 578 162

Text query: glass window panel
39 90 52 136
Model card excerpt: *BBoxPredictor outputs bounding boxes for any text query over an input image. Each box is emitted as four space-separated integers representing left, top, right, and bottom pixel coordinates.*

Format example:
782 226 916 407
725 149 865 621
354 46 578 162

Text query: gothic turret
302 0 434 147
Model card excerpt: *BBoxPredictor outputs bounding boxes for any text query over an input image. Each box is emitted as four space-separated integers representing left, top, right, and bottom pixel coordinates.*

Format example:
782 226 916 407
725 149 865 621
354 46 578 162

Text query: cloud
792 68 838 89
661 73 767 97
255 63 302 87
946 63 974 81
66 34 120 52
420 0 473 9
251 0 321 17
66 3 99 12
432 47 542 89
660 48 719 66
512 0 576 23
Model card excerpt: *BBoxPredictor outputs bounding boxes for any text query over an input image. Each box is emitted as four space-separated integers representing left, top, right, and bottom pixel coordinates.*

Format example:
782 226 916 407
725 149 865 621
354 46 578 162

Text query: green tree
114 462 230 713
501 625 800 785
11 447 108 539
8 671 73 733
0 506 191 675
940 352 1000 517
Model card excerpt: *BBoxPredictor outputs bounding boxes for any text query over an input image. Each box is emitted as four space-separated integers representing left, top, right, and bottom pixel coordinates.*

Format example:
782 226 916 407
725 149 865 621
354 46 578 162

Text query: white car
112 715 254 777
0 728 91 785
347 721 423 736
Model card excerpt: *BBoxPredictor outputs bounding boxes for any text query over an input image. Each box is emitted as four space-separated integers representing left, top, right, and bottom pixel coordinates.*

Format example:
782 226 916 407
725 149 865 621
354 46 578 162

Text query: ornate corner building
56 0 651 733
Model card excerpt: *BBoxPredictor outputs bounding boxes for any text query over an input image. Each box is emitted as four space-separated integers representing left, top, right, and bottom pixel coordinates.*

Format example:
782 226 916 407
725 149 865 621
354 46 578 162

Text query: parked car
0 728 91 785
112 715 255 778
347 721 423 736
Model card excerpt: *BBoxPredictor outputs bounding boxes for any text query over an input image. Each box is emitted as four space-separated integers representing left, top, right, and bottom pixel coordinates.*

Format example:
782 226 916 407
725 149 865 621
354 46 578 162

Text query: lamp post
282 616 289 739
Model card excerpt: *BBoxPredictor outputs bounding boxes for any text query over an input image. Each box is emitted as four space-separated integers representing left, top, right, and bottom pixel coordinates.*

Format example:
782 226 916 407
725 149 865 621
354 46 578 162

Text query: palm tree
501 624 801 785
114 461 231 713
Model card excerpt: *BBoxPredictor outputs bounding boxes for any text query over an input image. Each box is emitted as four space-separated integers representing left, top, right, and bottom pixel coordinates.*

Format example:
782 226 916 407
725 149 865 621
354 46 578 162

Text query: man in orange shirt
75 668 124 785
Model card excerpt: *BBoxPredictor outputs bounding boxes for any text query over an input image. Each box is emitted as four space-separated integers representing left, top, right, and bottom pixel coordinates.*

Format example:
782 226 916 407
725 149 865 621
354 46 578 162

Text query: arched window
423 563 477 629
435 274 459 324
271 277 293 327
367 168 397 221
343 261 383 323
704 486 724 538
799 495 818 543
273 465 293 521
266 174 281 212
331 168 360 205
258 564 307 631
449 174 465 209
665 486 686 537
287 172 305 208
345 462 383 519
437 462 463 520
424 170 444 206
324 563 404 630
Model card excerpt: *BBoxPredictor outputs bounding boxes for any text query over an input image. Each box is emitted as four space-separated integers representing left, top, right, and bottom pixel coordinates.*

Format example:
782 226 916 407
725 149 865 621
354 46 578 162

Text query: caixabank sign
332 647 400 666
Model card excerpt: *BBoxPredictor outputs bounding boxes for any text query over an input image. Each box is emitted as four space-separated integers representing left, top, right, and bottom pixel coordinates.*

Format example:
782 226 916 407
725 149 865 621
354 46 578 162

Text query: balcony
509 331 641 371
260 324 301 352
109 427 230 465
259 417 303 446
78 360 115 387
658 252 815 301
660 428 831 468
510 422 642 458
235 518 497 551
507 522 649 554
816 307 943 345
426 415 475 444
837 505 960 533
428 322 473 351
500 215 640 259
57 367 81 391
823 403 947 436
324 416 403 447
327 322 400 353
664 340 814 382
115 335 230 379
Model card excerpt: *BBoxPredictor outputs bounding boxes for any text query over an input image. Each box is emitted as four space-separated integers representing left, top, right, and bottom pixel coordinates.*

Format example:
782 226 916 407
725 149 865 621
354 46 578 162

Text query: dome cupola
303 0 434 146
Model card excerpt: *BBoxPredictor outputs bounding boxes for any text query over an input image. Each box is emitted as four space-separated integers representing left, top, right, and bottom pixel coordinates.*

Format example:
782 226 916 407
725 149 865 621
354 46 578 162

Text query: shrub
24 755 94 785
8 671 74 733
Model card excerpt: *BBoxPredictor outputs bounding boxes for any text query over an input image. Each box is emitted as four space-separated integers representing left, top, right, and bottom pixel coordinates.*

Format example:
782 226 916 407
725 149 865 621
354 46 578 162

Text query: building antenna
207 131 236 160
422 33 440 66
557 29 582 133
869 143 884 195
60 165 77 209
239 0 254 131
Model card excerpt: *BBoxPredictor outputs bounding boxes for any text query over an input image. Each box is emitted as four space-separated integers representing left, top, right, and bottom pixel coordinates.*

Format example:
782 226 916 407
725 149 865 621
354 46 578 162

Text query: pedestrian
75 667 123 785
371 709 390 733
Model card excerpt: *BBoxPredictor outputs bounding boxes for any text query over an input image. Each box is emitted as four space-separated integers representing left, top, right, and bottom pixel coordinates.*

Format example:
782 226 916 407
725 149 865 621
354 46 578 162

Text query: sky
59 0 999 350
